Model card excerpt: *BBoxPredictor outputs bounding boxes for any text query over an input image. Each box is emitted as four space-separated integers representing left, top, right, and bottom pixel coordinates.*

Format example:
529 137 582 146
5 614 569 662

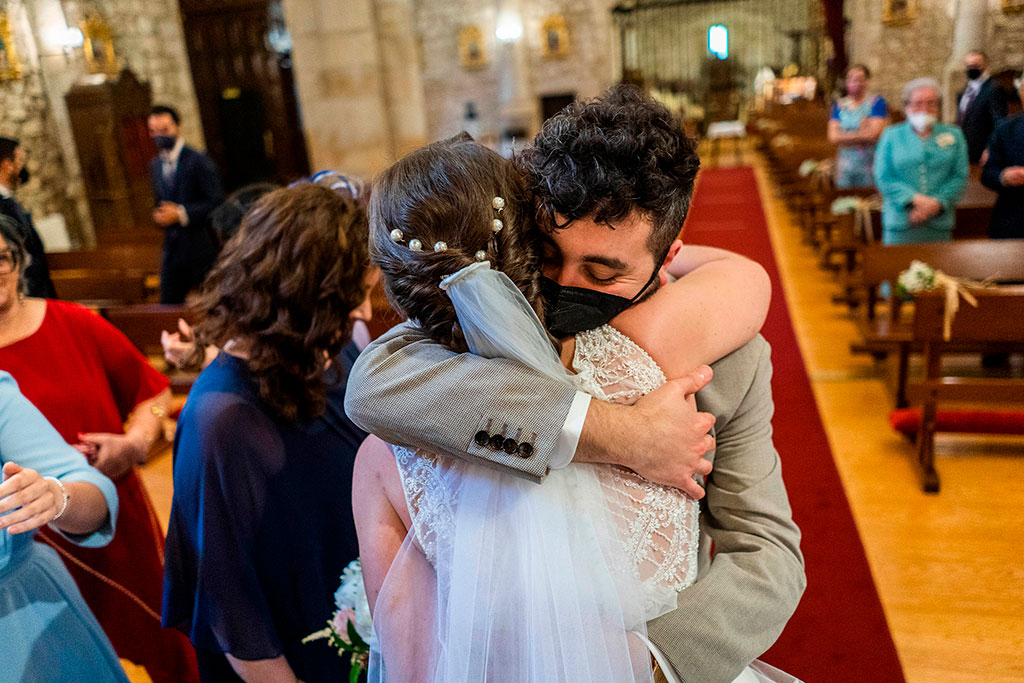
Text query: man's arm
344 322 714 495
179 153 225 228
647 339 805 683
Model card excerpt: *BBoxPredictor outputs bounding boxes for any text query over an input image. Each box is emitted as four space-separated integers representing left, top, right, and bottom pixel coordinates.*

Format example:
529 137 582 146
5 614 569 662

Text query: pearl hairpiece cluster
390 196 505 259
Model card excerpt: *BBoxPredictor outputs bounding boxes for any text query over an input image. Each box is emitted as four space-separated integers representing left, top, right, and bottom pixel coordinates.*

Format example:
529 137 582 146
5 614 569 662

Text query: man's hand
153 201 181 227
629 367 715 498
580 366 715 499
75 432 147 480
999 166 1024 187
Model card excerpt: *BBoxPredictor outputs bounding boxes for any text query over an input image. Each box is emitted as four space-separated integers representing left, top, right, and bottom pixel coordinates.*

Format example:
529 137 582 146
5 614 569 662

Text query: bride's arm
353 435 410 614
612 244 770 380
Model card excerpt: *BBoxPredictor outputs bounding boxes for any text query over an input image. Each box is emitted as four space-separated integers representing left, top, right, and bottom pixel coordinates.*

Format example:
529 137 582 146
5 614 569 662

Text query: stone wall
846 0 1024 113
0 0 200 247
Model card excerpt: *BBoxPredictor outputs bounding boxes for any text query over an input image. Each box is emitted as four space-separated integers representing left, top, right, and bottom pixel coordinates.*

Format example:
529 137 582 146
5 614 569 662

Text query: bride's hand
628 366 716 498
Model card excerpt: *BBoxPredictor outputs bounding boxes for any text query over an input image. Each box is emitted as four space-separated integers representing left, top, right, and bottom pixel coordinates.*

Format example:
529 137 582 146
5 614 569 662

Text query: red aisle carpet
682 167 905 682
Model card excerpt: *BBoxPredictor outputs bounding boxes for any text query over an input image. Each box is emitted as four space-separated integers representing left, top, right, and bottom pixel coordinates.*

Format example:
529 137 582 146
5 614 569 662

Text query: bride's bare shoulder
353 435 406 520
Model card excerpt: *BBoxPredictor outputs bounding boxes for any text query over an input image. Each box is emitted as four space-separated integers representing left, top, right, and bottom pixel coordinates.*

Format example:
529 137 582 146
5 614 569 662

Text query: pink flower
332 609 356 642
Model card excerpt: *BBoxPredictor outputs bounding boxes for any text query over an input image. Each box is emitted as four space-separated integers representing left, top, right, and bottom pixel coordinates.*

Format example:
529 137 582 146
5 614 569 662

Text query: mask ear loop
626 244 673 305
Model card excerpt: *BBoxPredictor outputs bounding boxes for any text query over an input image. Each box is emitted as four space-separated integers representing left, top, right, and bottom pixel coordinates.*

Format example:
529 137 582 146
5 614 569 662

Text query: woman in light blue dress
0 372 127 683
828 64 888 188
874 77 969 245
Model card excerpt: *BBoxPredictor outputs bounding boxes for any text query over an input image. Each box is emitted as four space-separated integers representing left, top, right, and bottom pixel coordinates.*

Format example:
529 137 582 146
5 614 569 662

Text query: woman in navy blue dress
162 180 375 682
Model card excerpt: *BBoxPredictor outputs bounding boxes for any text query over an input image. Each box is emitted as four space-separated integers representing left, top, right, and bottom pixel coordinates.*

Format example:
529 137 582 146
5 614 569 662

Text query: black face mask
153 135 177 151
541 257 664 338
16 167 28 186
966 67 983 81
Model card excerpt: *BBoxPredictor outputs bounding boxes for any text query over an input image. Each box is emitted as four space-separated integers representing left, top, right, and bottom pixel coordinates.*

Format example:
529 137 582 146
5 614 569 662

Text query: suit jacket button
502 438 518 454
489 434 505 451
475 430 490 447
517 443 534 458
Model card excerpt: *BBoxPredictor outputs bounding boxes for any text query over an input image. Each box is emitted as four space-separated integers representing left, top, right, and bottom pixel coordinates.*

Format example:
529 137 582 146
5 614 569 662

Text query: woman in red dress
0 217 199 683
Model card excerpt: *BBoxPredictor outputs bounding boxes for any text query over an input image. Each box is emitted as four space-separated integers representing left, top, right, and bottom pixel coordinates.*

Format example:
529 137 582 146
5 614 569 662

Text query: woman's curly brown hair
189 183 370 421
370 134 546 353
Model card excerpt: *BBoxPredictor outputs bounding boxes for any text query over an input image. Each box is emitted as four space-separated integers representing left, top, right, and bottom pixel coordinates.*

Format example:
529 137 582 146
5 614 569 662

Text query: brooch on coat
936 132 955 148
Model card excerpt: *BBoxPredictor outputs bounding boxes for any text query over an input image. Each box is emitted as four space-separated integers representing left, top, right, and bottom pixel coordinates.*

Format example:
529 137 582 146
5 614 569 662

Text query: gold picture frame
0 12 23 80
540 15 570 59
82 13 118 75
1003 0 1024 14
883 0 916 25
458 25 487 70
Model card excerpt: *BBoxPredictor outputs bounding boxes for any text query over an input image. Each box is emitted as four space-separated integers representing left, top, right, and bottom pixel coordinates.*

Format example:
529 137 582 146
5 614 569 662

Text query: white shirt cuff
176 204 189 226
548 391 591 470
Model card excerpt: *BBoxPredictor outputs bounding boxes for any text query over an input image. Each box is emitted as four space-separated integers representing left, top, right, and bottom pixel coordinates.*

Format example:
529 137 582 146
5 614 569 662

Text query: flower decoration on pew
830 194 882 241
303 558 375 682
897 260 991 341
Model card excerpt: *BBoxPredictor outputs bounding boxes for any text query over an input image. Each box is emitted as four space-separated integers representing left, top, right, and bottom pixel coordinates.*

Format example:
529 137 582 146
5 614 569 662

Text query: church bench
903 289 1024 492
51 269 149 306
849 239 1024 407
47 243 163 274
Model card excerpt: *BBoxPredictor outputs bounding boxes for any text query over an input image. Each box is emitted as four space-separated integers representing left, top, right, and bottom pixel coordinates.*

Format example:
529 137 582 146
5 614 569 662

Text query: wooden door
179 0 309 190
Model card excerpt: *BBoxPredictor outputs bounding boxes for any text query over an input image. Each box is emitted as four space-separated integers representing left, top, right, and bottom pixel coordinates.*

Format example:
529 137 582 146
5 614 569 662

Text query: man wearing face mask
148 105 223 304
346 85 805 682
0 137 55 298
957 50 1007 166
874 78 968 244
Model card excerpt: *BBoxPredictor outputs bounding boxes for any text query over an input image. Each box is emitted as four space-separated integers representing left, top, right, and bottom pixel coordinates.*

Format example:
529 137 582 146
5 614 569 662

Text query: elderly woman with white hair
874 77 969 244
981 72 1024 239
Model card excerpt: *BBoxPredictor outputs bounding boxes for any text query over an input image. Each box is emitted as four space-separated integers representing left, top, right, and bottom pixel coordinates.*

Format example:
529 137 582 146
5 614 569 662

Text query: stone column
943 0 988 122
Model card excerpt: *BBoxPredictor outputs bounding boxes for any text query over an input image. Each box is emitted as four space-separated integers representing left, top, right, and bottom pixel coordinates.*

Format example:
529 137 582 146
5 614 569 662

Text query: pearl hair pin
409 239 423 251
390 229 403 243
434 241 448 252
475 250 488 261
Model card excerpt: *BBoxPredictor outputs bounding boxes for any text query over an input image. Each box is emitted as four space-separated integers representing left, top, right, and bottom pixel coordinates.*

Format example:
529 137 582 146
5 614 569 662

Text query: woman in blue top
874 77 969 244
0 372 126 683
828 64 888 188
162 180 374 683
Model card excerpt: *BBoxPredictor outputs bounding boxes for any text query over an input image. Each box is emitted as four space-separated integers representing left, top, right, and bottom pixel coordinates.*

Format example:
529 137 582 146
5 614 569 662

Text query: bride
352 135 798 683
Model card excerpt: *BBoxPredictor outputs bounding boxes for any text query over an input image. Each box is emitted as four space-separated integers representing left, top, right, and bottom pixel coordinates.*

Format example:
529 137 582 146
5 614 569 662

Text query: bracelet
150 404 168 419
44 476 70 523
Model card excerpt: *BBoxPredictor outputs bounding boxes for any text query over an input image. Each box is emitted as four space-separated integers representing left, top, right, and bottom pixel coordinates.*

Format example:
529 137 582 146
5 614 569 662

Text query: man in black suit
957 50 1007 165
0 137 55 298
148 105 224 304
981 73 1024 239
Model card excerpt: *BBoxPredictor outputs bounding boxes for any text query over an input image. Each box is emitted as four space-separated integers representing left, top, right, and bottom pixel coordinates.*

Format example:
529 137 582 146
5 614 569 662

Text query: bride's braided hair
370 134 546 352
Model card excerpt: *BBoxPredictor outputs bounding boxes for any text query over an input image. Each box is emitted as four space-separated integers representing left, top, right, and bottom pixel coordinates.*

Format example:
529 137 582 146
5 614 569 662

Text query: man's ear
658 240 684 286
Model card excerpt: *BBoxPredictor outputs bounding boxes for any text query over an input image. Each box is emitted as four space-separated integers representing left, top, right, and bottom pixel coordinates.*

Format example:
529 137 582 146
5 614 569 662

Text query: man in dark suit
957 50 1007 165
981 73 1024 239
148 105 223 304
0 137 55 298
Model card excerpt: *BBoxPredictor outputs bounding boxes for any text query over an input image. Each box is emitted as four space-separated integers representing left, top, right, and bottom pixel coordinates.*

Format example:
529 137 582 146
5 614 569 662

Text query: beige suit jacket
345 324 805 682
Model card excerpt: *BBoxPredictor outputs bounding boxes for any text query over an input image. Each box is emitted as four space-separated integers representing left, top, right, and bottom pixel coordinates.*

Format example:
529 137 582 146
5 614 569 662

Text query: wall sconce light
496 9 523 41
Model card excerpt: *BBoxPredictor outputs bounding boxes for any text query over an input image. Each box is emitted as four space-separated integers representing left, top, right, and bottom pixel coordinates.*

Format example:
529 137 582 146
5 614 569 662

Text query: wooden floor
136 148 1024 683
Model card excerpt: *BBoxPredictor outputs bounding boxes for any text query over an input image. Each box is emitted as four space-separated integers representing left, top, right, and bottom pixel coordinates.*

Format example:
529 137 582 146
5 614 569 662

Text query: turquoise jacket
873 122 968 243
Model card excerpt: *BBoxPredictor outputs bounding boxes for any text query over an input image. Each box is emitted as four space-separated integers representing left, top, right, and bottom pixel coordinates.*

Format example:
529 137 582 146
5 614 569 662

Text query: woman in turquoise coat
0 372 128 683
874 77 969 244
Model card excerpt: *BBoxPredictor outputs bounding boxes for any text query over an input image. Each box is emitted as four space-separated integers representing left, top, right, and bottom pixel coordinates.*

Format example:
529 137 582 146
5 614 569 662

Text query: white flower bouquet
303 559 376 682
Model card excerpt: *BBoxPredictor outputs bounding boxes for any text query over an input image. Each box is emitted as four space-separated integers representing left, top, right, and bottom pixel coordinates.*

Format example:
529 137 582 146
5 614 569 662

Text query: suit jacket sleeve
180 152 224 228
647 339 805 683
981 120 1010 192
873 127 917 208
935 127 969 214
344 322 578 481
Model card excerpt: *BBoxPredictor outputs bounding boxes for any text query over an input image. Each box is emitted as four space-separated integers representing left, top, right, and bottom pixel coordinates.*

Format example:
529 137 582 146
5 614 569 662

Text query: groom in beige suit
345 85 804 682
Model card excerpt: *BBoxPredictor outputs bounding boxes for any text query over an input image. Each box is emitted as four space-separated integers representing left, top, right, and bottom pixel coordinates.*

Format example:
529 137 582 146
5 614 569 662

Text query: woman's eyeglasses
0 249 17 275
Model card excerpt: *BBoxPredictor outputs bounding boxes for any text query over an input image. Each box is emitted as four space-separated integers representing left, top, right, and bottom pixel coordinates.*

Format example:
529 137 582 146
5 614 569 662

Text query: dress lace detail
391 324 699 619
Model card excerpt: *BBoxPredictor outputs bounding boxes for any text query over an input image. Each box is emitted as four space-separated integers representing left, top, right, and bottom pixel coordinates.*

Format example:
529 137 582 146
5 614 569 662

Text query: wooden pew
52 269 148 306
47 243 162 273
850 239 1024 407
905 289 1024 492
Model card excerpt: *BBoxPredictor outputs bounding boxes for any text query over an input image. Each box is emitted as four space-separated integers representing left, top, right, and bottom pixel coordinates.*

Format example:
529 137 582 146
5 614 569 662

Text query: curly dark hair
520 83 700 258
371 134 546 353
190 183 370 421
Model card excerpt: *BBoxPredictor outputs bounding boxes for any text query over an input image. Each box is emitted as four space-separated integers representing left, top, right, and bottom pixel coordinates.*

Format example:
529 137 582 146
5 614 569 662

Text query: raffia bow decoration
799 159 834 190
897 260 991 341
830 194 882 242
